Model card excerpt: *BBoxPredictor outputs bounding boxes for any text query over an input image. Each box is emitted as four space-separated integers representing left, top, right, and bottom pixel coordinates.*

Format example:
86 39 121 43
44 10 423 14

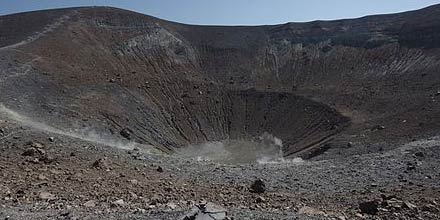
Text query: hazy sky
1 0 439 25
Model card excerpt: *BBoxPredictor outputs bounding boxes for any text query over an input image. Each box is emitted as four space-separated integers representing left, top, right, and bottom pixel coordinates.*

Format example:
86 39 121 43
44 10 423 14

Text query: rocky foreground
1 118 439 220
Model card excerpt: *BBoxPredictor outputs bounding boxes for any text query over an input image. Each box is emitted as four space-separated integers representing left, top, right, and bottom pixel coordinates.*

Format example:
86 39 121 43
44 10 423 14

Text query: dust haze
0 103 156 153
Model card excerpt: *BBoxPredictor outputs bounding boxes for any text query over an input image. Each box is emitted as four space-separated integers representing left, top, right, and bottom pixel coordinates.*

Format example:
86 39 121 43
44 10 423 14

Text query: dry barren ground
1 116 440 219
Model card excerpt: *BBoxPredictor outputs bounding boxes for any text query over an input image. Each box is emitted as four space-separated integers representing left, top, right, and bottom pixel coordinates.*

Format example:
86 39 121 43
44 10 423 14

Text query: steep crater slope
1 5 440 159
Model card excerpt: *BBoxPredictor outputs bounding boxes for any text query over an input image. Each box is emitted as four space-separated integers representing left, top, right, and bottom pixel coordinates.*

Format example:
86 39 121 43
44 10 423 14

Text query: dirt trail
0 11 76 84
0 12 74 52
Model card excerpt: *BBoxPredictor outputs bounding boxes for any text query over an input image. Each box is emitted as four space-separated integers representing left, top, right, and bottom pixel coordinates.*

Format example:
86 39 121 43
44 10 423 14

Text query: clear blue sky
1 0 439 25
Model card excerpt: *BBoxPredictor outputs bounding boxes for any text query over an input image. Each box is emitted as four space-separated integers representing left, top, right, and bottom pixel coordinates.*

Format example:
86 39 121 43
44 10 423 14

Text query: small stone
359 200 379 215
382 198 402 209
28 141 44 149
157 166 164 173
134 208 146 214
59 212 71 217
129 191 138 199
22 142 46 157
150 194 162 205
407 165 416 171
414 152 424 157
371 125 386 131
112 199 125 207
22 148 37 156
181 202 227 220
422 204 437 212
255 196 266 203
83 200 96 207
38 174 47 180
120 128 132 140
167 202 177 210
36 148 46 155
92 158 109 169
40 155 55 164
48 137 55 142
250 179 266 193
39 191 56 200
29 158 40 164
298 206 326 216
129 179 138 185
403 201 417 210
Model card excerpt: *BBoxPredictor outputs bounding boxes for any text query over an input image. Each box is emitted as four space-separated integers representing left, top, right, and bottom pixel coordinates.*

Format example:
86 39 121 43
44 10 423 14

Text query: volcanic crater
1 5 440 161
2 4 440 220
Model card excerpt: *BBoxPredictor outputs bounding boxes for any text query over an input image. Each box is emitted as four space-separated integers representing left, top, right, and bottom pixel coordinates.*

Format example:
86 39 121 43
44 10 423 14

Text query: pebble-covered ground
1 117 440 220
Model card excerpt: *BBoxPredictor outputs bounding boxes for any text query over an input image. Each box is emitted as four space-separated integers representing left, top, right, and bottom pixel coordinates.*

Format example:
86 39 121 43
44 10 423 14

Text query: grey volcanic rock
250 179 266 193
181 202 228 220
119 128 132 140
359 200 379 215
